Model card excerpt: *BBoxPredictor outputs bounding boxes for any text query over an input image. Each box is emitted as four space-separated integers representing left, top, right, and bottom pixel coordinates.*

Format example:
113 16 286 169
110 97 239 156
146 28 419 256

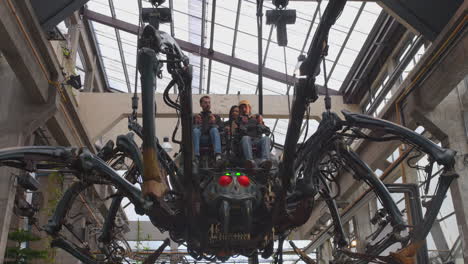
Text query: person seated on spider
237 100 272 170
224 105 240 157
193 95 223 164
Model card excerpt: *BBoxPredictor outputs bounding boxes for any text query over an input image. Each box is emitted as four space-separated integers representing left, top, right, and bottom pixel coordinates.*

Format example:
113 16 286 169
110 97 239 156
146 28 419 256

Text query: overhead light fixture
266 8 296 47
161 137 173 153
350 239 357 248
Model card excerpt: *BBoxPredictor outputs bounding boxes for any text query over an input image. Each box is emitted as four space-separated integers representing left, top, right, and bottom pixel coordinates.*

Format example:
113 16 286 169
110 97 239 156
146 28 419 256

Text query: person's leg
192 127 201 157
209 127 222 155
258 136 272 169
241 136 254 161
259 136 271 160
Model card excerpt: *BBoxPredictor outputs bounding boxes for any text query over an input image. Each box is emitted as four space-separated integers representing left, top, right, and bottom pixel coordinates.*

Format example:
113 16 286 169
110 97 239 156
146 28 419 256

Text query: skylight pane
173 9 190 41
214 0 238 29
235 32 261 64
119 31 137 90
189 53 202 93
272 119 289 145
299 119 319 140
285 8 318 51
265 45 298 75
57 21 68 35
238 0 259 36
92 22 127 91
263 78 287 95
213 26 234 54
327 2 360 63
363 2 382 16
229 68 258 94
87 0 111 17
354 4 381 34
113 0 139 24
208 61 230 94
169 0 186 13
302 9 322 56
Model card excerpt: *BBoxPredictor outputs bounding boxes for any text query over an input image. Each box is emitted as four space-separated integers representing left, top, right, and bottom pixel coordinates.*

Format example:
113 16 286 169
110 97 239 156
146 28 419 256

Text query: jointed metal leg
341 110 456 167
51 238 98 264
44 181 92 235
339 147 405 229
99 195 124 244
320 188 348 248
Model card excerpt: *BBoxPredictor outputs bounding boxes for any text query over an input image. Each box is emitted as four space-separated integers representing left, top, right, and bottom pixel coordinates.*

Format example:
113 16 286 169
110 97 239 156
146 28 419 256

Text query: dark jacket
194 110 223 135
236 114 270 138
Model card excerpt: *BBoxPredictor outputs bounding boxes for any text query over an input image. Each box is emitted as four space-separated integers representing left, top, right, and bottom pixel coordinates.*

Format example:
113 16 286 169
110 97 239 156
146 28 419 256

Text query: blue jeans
193 127 222 156
240 136 271 161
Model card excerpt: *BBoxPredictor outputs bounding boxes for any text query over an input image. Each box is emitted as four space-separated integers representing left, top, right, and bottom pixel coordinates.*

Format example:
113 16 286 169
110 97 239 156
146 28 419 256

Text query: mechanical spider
0 0 458 263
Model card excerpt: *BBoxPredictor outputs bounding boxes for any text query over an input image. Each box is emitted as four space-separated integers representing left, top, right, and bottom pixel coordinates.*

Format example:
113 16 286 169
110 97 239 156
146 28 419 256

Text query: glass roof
85 0 382 147
86 0 381 92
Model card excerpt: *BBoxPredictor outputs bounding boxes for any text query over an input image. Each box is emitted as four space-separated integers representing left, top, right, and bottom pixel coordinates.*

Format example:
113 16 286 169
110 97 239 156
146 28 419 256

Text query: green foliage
8 230 41 243
4 230 47 264
42 171 64 263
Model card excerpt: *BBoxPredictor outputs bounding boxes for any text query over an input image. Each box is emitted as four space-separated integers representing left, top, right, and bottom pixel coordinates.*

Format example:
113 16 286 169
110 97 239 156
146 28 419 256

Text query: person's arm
255 114 271 136
193 113 202 125
256 114 264 125
212 114 223 130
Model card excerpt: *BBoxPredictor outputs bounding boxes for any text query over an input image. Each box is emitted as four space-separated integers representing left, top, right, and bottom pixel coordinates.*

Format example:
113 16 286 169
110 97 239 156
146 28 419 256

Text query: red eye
237 175 250 187
218 175 232 186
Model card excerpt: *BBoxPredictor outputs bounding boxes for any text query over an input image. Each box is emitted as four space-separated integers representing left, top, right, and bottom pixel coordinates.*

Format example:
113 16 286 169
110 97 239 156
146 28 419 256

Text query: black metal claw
341 110 456 167
44 181 92 236
99 195 124 244
76 149 153 215
51 238 98 264
219 200 230 234
339 148 405 229
320 189 348 248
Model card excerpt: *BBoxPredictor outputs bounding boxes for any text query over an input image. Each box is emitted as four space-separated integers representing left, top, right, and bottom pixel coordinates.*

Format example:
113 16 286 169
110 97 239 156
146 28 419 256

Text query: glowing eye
226 173 231 175
237 175 250 187
236 172 241 176
218 175 232 186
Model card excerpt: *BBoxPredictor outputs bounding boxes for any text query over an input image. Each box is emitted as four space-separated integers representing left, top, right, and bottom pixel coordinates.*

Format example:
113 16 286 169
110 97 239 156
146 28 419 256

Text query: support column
354 204 374 253
84 55 97 92
170 242 179 264
67 20 81 69
0 150 19 264
411 80 468 263
430 221 450 260
0 53 56 263
317 240 333 264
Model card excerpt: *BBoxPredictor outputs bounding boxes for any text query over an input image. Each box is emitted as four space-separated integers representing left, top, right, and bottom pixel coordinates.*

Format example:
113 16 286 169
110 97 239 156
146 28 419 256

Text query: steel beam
378 0 462 41
83 9 337 95
31 0 90 30
0 0 51 103
339 12 406 103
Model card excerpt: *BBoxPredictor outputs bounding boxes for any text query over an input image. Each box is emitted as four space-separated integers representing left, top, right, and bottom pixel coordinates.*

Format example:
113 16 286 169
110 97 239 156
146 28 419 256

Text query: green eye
236 172 241 176
226 173 231 176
